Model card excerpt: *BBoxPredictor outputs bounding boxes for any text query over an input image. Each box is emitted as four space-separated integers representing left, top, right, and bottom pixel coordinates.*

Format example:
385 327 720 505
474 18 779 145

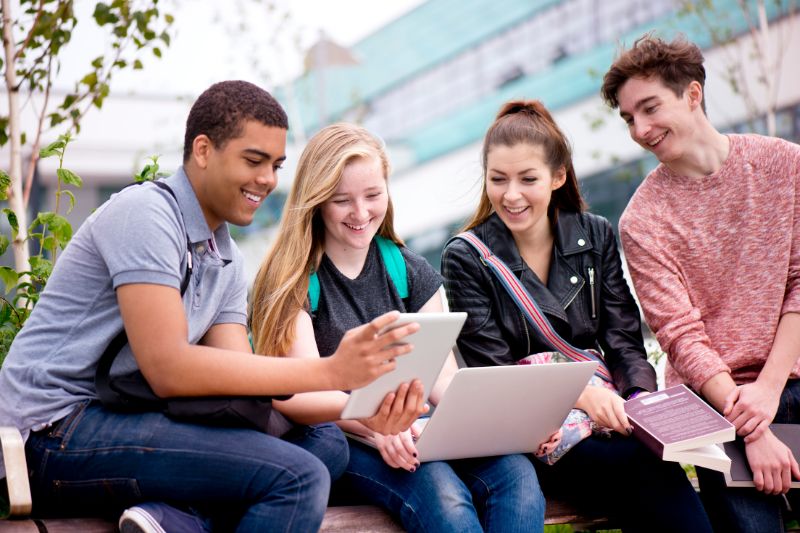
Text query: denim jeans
25 401 348 532
331 439 545 533
533 433 713 533
696 380 800 533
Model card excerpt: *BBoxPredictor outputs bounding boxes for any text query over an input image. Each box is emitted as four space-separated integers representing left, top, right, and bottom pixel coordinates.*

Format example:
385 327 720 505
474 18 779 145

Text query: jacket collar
554 211 594 256
474 211 592 267
472 211 590 323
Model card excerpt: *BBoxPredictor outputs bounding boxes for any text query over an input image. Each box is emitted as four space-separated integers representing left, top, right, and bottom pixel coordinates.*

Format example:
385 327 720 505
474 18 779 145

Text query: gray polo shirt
0 168 247 477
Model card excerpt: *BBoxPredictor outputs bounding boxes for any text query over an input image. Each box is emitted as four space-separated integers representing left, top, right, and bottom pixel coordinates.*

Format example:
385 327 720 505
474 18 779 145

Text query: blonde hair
462 99 586 232
251 123 403 356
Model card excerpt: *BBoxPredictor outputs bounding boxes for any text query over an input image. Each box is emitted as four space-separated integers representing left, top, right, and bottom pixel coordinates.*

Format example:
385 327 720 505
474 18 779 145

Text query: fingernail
410 467 416 473
626 427 633 435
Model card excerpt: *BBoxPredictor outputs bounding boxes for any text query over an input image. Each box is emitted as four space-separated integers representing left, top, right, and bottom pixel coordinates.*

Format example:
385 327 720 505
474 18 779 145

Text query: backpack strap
375 235 408 299
95 180 193 407
308 235 407 313
452 231 612 383
308 271 322 313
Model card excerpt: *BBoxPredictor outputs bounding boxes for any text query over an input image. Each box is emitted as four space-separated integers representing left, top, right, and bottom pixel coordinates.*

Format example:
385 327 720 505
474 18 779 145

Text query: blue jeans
331 439 545 533
696 380 800 533
25 401 348 532
533 433 713 533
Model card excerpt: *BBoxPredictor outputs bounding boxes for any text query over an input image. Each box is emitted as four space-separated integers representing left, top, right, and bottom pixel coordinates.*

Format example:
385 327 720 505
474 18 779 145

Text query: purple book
625 384 735 472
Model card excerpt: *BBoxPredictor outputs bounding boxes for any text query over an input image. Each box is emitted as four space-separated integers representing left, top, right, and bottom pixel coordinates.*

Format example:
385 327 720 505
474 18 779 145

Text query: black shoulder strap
95 180 193 406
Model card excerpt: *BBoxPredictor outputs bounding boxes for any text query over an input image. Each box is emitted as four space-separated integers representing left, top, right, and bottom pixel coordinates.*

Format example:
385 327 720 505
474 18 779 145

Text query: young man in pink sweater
601 35 800 532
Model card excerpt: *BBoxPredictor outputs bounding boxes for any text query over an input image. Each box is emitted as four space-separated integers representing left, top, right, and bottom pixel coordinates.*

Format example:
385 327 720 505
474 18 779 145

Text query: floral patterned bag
518 351 617 464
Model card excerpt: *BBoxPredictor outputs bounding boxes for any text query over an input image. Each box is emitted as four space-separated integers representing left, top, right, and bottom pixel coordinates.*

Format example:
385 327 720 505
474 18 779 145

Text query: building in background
267 0 800 272
4 0 799 283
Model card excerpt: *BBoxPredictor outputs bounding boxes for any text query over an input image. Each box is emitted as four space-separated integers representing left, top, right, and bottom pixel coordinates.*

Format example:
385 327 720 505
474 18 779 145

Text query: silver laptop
350 361 597 462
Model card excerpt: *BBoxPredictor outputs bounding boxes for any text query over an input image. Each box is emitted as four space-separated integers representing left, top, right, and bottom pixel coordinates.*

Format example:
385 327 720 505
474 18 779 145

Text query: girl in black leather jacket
441 100 712 533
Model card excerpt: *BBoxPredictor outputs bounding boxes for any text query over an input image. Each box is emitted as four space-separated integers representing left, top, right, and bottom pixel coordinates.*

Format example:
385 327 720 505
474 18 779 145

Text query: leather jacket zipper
521 311 531 355
588 266 597 319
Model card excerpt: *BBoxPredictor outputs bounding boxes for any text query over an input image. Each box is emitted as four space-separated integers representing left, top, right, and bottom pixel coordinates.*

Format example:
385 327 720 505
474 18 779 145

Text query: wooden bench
1 426 612 532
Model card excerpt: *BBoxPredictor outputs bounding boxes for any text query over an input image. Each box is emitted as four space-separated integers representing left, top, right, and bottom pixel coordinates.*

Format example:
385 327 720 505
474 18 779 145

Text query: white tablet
339 312 467 420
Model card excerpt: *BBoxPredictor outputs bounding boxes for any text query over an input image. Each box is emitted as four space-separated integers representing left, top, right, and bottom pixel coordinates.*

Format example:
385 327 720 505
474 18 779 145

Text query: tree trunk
2 0 31 275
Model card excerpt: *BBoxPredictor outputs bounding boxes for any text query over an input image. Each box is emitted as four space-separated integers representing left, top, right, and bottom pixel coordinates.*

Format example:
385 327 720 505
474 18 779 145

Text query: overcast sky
55 0 425 97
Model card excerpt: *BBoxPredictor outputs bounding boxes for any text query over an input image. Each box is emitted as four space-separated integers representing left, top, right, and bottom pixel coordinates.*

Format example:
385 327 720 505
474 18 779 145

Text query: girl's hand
373 430 420 472
359 380 429 435
535 429 562 457
576 385 631 435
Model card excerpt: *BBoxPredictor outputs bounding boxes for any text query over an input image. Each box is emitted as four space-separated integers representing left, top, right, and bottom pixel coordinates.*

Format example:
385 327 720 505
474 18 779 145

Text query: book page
626 384 733 447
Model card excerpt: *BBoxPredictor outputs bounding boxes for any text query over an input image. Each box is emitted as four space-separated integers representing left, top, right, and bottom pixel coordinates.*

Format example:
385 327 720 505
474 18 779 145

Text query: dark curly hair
183 80 289 162
601 33 706 113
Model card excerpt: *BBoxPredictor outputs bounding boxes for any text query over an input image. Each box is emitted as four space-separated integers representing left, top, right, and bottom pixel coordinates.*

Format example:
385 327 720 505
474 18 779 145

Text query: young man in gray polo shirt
0 81 424 532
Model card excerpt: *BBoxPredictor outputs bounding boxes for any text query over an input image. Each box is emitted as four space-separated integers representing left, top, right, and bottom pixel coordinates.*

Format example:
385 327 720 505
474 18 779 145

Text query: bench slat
0 428 32 517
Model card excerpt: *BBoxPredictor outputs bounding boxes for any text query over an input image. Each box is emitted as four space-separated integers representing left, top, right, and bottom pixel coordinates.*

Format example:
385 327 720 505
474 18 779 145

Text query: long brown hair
250 123 403 356
463 99 586 231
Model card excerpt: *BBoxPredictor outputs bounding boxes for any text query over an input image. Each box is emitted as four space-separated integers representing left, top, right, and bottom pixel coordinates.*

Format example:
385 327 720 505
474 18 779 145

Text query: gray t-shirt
0 168 247 477
312 239 442 357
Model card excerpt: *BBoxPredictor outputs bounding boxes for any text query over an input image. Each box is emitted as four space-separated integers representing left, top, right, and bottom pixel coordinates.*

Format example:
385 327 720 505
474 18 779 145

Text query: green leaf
61 93 77 109
0 267 19 293
39 139 65 159
81 71 98 88
56 168 83 188
48 214 73 248
0 302 12 328
0 235 8 256
48 112 66 128
91 56 104 69
133 59 143 70
41 235 57 252
28 256 52 281
2 209 18 239
0 170 10 201
160 31 170 46
165 13 174 24
152 47 162 58
59 190 76 214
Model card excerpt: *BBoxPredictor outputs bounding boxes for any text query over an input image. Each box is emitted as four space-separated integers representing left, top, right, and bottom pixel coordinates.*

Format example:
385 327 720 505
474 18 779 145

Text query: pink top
620 134 800 391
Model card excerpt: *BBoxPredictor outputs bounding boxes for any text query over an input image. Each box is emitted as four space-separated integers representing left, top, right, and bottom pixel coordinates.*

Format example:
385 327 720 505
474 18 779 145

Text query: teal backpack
308 235 408 313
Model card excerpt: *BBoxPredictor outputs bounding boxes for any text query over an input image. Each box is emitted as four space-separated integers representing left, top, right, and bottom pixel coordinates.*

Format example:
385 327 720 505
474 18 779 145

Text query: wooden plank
0 428 32 517
320 505 404 532
0 520 39 533
0 502 611 531
0 519 114 533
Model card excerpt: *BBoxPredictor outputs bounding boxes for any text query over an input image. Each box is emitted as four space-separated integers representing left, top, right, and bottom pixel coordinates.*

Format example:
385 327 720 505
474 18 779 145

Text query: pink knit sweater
620 134 800 391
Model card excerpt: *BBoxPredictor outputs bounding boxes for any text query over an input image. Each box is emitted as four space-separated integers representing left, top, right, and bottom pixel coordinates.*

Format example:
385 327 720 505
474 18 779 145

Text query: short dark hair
183 80 289 162
601 34 707 112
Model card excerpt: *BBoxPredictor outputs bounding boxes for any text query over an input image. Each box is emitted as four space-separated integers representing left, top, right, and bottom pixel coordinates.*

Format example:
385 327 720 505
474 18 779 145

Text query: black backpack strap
95 180 193 407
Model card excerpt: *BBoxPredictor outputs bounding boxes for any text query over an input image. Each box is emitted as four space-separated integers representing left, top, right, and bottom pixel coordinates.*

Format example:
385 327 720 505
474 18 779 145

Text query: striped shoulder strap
453 231 612 383
308 236 408 312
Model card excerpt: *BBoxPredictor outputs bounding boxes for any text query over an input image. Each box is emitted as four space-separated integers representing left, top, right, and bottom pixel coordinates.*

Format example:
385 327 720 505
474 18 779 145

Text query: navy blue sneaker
119 502 209 533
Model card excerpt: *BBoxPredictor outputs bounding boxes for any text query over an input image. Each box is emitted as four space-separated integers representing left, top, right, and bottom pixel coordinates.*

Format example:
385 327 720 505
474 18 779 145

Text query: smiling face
320 155 389 255
485 143 566 239
191 120 287 230
617 75 701 165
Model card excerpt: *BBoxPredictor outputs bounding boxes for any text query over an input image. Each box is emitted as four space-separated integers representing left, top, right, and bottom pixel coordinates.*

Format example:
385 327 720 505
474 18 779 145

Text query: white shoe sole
119 507 168 533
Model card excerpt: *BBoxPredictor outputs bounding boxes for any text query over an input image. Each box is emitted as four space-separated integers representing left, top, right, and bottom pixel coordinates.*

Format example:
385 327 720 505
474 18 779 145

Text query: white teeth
345 222 367 230
649 132 667 146
505 206 527 214
242 191 263 202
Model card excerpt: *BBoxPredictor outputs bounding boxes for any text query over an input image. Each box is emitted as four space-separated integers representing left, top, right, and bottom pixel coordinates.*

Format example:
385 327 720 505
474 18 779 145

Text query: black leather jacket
442 211 656 397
